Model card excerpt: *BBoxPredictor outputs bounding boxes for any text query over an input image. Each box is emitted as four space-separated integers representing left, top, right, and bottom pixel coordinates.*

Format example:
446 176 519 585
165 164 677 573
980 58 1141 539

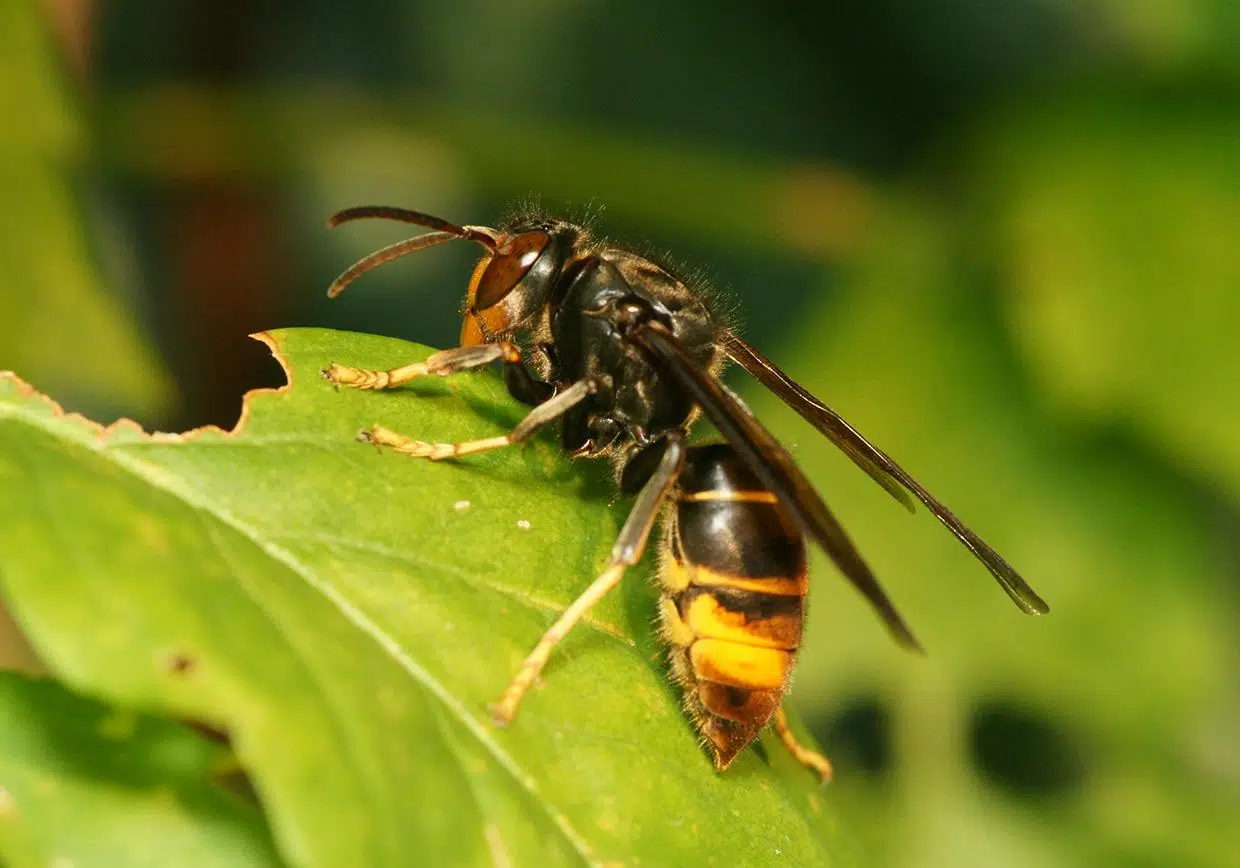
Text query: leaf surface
0 328 843 868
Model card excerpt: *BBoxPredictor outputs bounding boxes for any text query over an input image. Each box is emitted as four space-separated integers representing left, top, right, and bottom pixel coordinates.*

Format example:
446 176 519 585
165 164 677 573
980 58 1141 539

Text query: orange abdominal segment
689 640 792 691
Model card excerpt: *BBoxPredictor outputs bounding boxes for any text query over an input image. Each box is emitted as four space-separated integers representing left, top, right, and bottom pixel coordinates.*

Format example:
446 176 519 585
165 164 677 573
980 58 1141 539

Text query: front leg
322 342 523 390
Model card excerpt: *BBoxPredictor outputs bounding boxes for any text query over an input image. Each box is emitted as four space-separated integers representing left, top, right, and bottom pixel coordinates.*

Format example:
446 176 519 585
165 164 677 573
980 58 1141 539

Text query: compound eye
473 231 550 310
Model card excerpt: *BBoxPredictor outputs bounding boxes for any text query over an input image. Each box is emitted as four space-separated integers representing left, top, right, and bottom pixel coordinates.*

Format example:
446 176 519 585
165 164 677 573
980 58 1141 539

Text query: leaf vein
276 532 632 645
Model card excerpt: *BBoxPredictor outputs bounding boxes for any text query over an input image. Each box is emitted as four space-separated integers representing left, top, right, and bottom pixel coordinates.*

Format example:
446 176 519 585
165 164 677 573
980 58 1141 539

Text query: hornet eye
473 231 550 310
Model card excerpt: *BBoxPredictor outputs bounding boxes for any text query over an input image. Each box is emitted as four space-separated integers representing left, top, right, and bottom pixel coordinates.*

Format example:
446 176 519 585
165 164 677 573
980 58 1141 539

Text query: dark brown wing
723 333 1049 616
631 323 923 653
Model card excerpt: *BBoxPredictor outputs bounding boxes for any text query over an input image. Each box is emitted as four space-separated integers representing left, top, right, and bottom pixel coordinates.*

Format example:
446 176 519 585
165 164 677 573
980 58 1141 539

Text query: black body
540 253 715 459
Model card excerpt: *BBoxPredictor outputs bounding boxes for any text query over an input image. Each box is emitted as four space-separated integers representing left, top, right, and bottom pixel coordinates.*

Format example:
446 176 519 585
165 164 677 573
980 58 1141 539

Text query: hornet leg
322 342 524 391
773 705 833 783
491 433 686 725
360 377 597 460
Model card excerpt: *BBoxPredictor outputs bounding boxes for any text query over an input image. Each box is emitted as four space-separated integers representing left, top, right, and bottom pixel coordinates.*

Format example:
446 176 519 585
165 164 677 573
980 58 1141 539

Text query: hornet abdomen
658 442 808 769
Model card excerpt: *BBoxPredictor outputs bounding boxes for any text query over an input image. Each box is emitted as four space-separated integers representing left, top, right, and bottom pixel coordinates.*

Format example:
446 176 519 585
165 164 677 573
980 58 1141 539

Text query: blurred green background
3 0 1239 865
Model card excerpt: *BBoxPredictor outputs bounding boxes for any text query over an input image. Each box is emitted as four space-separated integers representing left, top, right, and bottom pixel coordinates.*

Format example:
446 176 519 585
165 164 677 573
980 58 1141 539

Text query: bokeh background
4 1 1239 865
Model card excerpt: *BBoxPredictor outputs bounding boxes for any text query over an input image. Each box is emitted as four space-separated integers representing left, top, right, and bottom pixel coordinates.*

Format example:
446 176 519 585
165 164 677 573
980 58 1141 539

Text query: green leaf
0 671 280 868
0 2 170 419
0 328 845 868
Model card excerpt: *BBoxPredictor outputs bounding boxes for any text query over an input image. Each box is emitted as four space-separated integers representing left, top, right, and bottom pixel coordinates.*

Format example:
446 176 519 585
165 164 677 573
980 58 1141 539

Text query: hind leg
491 434 686 724
773 705 833 782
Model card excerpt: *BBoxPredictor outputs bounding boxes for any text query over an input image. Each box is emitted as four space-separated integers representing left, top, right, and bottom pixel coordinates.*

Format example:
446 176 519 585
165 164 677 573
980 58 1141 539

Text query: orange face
460 257 500 346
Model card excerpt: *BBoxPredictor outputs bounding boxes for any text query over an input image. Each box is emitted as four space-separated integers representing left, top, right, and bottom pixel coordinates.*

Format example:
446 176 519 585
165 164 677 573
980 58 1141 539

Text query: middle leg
363 377 598 460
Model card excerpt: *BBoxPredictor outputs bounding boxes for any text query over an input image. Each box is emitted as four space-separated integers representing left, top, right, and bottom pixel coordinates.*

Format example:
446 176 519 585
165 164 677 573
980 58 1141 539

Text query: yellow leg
491 562 627 725
773 706 833 783
322 343 521 391
361 425 511 460
491 433 687 726
358 377 597 461
323 360 434 390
